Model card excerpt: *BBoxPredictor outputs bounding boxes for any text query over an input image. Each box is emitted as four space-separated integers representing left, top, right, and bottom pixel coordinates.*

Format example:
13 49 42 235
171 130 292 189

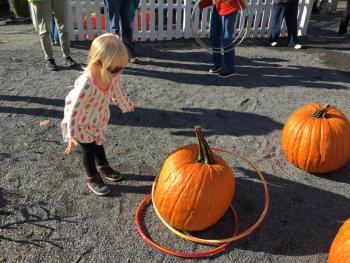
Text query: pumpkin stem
312 104 330 118
194 126 215 164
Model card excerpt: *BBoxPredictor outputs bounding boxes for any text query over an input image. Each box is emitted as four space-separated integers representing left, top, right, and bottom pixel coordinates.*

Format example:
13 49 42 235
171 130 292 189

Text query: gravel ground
0 12 349 263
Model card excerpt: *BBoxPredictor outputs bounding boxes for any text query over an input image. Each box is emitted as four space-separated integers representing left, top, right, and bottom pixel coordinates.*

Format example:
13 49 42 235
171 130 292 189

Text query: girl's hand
64 138 78 155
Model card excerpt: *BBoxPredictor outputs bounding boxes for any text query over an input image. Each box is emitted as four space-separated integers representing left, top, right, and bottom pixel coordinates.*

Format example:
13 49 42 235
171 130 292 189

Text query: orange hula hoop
135 194 239 258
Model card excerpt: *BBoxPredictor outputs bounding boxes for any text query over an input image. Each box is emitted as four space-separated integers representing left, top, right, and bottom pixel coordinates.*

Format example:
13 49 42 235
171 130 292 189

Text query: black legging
79 142 108 178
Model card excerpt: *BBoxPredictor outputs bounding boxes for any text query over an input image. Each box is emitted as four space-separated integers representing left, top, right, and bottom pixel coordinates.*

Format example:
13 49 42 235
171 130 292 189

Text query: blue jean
270 2 299 46
104 0 135 55
50 14 59 43
210 7 237 72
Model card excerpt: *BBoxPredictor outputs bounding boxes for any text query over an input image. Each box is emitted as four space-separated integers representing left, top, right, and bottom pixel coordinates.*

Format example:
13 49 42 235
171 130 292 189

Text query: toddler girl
61 33 137 196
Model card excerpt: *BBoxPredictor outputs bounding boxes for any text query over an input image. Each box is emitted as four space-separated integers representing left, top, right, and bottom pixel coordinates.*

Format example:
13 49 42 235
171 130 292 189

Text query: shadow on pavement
0 95 284 137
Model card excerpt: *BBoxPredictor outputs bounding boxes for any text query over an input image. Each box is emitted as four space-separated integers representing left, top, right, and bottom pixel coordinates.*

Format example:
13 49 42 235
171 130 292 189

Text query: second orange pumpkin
281 104 350 173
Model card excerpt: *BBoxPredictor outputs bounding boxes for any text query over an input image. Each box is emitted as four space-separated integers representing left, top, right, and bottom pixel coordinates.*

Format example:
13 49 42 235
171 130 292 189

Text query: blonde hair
86 33 129 83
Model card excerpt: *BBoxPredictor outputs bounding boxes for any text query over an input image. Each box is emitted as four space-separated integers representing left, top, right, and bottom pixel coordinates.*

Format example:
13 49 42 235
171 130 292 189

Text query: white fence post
93 0 103 37
298 0 314 35
175 0 182 38
68 0 314 41
157 0 164 40
183 0 192 38
149 0 156 40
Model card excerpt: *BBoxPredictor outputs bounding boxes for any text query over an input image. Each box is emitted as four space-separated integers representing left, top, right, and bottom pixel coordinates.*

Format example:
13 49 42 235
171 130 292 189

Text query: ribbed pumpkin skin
281 104 350 173
329 218 350 263
153 144 235 231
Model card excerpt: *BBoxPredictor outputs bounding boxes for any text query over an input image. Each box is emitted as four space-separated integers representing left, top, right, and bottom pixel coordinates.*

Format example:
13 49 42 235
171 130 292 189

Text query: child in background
200 0 244 78
61 33 138 196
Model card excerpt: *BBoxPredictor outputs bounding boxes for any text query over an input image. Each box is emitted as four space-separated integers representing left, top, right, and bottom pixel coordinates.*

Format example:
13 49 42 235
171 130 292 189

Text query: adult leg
53 15 60 44
339 0 350 34
50 13 55 43
32 0 53 60
52 0 71 58
104 0 122 35
222 11 237 73
120 0 136 57
285 2 299 47
269 2 286 43
29 3 39 32
210 7 222 69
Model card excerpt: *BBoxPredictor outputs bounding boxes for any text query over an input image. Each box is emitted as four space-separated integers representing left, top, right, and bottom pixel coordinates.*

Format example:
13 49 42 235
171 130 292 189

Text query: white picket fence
67 0 314 41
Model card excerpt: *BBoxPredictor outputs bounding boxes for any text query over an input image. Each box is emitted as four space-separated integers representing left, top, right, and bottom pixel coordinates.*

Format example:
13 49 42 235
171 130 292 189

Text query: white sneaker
129 57 137 63
270 42 278 47
294 44 302 49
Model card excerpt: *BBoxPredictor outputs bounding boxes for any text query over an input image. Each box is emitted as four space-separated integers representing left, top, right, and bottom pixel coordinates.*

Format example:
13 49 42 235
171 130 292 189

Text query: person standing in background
104 0 137 62
129 0 140 62
50 13 60 46
199 0 245 78
28 0 77 71
338 0 350 35
269 0 302 49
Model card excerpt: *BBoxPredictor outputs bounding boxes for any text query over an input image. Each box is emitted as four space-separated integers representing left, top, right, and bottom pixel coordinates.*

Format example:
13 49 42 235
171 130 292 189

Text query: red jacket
199 0 245 16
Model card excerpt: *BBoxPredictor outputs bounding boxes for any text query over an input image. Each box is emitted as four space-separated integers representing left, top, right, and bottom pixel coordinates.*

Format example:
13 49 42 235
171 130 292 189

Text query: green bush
9 0 30 18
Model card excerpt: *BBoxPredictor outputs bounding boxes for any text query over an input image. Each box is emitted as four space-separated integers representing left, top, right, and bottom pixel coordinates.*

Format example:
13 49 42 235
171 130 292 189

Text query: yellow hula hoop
151 147 270 245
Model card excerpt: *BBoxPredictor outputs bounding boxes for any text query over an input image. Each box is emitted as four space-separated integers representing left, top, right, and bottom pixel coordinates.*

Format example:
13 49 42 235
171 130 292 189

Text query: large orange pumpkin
329 218 350 263
153 126 235 231
281 104 350 173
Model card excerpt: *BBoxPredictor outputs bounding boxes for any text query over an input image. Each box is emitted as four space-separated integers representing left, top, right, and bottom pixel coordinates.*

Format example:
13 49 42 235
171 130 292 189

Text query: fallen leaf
40 120 50 126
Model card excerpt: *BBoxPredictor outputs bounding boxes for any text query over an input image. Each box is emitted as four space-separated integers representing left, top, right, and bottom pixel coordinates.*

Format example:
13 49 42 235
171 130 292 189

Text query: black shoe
97 163 123 182
64 56 77 67
218 70 236 78
338 24 348 35
46 59 57 71
87 177 110 196
209 65 222 74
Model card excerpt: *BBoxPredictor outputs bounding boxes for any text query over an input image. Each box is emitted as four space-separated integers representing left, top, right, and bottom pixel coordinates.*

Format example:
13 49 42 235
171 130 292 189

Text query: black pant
79 142 108 178
340 0 350 30
270 2 299 46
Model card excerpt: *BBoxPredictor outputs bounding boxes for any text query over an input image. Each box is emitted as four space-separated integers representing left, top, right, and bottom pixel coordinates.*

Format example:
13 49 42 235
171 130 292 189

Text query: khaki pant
31 0 70 60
